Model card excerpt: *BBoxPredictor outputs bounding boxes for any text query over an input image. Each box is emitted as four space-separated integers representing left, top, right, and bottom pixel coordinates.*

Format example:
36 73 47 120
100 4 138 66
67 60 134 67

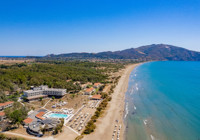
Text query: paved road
18 97 25 106
42 99 52 109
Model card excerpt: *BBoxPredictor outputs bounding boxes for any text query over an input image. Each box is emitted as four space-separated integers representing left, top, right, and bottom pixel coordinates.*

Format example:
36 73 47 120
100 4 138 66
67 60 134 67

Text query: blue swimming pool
47 113 68 118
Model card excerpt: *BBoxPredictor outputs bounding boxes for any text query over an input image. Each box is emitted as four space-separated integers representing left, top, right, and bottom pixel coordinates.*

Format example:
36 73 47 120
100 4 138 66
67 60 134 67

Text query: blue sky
0 0 200 56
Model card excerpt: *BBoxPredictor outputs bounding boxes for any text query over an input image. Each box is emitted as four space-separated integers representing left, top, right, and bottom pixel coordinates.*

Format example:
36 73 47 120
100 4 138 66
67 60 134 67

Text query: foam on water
150 135 155 140
143 119 147 125
125 61 200 140
135 83 139 91
124 103 129 119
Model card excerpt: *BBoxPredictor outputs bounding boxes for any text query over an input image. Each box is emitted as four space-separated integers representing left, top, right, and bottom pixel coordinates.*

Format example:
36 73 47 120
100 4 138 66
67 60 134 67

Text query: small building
90 95 102 100
81 82 92 89
27 118 60 137
35 112 45 120
23 118 33 127
93 83 101 89
85 87 95 95
0 101 14 111
0 111 6 121
81 84 88 89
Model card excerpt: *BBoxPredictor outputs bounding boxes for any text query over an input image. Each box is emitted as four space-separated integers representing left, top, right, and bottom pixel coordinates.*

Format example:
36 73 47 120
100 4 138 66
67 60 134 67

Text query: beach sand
83 63 140 140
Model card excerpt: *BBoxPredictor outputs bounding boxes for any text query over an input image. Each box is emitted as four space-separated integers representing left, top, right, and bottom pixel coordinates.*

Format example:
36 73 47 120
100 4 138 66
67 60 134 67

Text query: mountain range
45 44 200 61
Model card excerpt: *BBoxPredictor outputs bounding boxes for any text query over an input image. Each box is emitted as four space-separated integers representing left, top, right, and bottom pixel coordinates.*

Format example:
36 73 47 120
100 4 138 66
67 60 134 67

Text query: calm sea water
125 61 200 140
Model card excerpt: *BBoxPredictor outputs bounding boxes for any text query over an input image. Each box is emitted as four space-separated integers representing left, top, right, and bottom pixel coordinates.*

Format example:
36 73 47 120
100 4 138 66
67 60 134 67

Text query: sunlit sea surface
125 61 200 140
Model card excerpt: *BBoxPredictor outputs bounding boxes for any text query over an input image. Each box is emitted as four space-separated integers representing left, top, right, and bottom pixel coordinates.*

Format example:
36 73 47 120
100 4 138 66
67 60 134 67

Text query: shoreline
121 63 142 140
83 63 141 140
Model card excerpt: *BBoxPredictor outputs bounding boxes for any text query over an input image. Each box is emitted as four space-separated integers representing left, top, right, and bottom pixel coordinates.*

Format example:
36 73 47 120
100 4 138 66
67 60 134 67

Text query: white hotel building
23 85 67 101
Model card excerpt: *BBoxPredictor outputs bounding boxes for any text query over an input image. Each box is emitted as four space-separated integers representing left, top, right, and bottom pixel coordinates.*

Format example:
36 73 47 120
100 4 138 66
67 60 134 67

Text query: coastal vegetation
53 118 64 134
0 91 21 103
0 134 25 140
79 70 118 138
0 61 124 95
82 90 113 135
4 102 29 129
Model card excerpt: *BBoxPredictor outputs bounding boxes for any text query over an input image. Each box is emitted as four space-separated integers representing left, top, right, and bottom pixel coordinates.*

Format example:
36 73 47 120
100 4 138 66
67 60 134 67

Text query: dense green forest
0 61 124 94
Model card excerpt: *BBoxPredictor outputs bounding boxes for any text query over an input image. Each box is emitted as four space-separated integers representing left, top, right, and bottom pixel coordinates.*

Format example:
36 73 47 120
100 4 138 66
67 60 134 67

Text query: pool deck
44 111 74 124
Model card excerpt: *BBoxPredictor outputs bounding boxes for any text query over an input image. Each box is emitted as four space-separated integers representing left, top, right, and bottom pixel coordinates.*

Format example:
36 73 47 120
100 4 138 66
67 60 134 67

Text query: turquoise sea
125 61 200 140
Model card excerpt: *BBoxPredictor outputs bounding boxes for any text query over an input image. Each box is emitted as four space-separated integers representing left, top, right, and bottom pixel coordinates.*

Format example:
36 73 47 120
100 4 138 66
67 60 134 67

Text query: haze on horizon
0 0 200 56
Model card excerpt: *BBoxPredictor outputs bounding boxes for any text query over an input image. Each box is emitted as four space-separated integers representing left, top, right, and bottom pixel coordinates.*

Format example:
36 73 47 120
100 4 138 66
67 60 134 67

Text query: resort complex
2 81 104 138
23 85 67 101
0 60 126 140
23 109 63 137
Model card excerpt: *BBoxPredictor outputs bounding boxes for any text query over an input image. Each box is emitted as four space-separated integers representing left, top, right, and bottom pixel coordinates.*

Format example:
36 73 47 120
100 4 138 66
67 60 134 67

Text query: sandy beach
83 63 140 140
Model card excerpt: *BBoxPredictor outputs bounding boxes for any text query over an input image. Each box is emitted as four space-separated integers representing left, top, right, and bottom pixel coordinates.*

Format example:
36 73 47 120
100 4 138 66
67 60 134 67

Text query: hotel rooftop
23 85 67 101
